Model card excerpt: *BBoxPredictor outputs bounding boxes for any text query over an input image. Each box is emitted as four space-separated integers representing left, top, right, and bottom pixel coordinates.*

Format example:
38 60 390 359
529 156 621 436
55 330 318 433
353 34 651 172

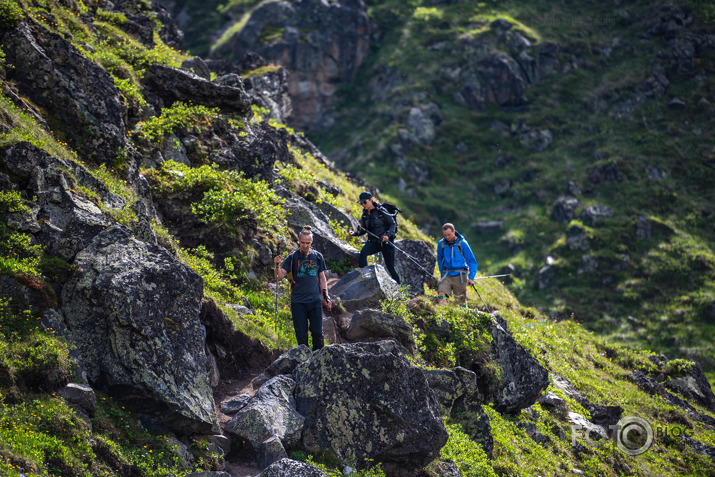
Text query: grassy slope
308 0 715 381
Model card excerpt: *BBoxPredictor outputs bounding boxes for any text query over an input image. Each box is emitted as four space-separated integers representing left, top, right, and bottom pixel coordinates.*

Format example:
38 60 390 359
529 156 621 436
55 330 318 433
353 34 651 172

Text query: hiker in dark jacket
436 223 478 305
348 191 401 284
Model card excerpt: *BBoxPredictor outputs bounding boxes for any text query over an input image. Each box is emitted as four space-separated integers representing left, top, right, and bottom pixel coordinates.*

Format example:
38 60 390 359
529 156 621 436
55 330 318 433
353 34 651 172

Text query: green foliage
439 421 497 477
663 358 695 378
0 0 22 30
0 191 43 278
151 160 286 232
134 102 218 146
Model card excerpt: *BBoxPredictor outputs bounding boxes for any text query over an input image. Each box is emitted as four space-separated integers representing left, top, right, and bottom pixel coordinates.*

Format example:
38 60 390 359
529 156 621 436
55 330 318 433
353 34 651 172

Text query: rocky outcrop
218 0 370 131
293 341 448 474
252 345 312 389
244 67 293 124
345 308 416 353
142 63 251 116
256 458 327 477
284 196 359 262
329 265 399 311
486 314 549 413
3 21 127 165
61 225 218 434
225 375 304 449
391 240 438 296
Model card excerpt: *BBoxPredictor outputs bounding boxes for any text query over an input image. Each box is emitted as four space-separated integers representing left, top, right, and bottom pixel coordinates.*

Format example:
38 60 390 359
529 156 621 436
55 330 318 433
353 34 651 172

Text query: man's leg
306 299 324 351
437 275 454 305
290 301 309 347
454 274 468 306
359 240 381 267
381 243 400 284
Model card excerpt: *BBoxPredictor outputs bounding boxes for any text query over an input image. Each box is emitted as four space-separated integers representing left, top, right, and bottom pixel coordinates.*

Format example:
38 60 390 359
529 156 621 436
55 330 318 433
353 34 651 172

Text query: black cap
357 191 372 203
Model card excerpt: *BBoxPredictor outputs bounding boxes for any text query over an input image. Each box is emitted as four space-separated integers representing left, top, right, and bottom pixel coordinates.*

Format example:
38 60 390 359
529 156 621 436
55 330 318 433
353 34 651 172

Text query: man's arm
274 255 288 280
319 271 331 308
462 241 479 282
436 240 445 277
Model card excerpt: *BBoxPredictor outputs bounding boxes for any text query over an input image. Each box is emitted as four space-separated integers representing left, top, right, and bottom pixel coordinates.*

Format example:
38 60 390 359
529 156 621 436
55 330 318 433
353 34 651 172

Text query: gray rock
346 308 415 353
406 107 436 145
581 205 615 226
181 56 211 80
225 375 304 448
220 394 252 415
423 366 482 418
61 225 218 434
539 391 565 409
329 266 399 311
255 458 327 477
578 255 598 274
294 341 448 472
253 345 312 389
4 21 126 165
257 436 288 470
665 361 715 412
284 196 359 262
552 198 580 223
59 383 97 415
391 239 438 296
635 215 652 241
538 265 555 289
488 314 549 413
225 0 369 131
244 67 292 124
142 63 251 116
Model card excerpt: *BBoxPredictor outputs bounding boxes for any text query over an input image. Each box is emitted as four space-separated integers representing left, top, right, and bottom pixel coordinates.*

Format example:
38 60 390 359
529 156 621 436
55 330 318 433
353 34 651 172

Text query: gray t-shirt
281 250 326 303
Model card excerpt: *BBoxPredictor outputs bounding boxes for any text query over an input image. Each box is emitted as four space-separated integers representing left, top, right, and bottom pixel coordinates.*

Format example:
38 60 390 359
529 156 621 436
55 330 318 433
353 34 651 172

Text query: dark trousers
359 240 401 284
290 300 324 350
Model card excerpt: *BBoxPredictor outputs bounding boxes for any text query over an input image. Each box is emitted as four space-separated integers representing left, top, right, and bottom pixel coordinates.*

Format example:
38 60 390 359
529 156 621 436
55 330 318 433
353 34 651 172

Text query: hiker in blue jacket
436 223 478 305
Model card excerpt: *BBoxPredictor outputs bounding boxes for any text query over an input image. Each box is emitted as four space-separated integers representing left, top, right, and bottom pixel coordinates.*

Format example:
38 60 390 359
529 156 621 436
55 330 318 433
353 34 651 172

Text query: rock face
219 0 370 131
225 375 304 448
293 341 448 473
4 21 126 165
61 226 218 434
345 308 416 353
284 196 359 262
329 266 399 311
256 458 327 477
142 63 252 116
390 240 438 296
487 314 549 413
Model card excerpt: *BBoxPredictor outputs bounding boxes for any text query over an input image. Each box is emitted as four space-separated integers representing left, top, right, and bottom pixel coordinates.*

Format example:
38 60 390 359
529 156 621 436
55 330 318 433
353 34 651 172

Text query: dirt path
213 371 262 476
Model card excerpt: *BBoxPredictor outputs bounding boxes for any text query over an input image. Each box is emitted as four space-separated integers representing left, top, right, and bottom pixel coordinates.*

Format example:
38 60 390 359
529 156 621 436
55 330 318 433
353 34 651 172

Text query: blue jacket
437 231 478 280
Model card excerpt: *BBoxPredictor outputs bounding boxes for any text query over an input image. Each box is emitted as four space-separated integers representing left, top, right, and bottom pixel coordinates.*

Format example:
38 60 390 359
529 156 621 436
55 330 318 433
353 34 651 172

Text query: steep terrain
178 0 715 385
1 0 715 476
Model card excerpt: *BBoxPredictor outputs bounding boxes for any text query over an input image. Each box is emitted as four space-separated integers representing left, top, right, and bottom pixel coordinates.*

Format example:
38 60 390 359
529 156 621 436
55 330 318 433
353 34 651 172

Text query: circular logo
616 416 654 456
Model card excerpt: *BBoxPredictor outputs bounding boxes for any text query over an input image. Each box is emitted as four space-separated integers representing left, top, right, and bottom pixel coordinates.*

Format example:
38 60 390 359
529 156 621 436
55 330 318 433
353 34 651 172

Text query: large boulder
3 21 126 165
284 196 359 262
142 63 251 116
329 266 399 311
345 308 415 354
487 314 549 413
225 375 304 448
390 239 437 296
252 345 312 388
293 341 448 474
61 226 218 434
4 143 115 261
255 458 327 477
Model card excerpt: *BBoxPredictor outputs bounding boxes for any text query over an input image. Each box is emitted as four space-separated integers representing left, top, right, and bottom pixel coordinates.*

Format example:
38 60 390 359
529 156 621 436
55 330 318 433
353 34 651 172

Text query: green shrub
0 0 22 30
440 421 497 477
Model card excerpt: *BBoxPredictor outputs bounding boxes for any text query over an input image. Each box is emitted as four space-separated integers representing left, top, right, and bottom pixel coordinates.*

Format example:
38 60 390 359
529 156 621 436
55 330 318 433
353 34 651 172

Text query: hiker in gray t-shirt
274 226 331 350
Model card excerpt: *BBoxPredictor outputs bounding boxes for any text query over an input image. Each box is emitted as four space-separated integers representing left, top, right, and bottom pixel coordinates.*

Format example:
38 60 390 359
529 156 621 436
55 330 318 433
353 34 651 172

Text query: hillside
1 0 715 476
179 0 715 386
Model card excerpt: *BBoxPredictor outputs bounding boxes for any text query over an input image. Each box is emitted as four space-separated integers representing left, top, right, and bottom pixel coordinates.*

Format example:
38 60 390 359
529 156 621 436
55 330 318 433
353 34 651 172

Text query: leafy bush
134 102 218 146
0 0 22 30
152 160 286 232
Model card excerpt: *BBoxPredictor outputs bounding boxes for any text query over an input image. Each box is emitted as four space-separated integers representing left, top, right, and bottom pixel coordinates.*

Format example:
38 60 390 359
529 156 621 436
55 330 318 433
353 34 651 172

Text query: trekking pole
470 283 490 312
275 240 281 332
359 227 435 277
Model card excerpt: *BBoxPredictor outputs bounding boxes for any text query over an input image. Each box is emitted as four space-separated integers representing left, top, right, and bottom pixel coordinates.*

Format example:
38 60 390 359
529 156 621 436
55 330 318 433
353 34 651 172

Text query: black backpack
377 202 401 236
